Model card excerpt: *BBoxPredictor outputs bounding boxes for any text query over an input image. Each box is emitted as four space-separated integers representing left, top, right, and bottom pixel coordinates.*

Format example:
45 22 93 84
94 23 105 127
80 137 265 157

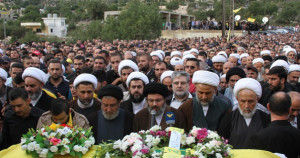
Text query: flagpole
232 0 235 37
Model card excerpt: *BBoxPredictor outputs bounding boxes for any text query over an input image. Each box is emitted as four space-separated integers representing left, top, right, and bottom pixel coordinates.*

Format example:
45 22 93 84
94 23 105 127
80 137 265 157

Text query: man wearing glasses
184 58 200 93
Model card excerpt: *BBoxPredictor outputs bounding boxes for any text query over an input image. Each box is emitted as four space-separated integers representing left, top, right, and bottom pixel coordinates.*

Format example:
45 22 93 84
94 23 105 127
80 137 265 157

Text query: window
36 29 41 33
61 21 64 26
50 28 53 33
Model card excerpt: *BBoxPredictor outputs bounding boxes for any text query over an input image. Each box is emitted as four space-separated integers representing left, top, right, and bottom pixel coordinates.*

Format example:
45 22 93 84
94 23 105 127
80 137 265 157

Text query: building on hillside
20 14 68 38
42 14 67 37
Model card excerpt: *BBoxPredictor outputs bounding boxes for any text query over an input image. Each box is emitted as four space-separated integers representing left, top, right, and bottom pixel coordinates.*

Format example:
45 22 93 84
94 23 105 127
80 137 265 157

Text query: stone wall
161 30 245 39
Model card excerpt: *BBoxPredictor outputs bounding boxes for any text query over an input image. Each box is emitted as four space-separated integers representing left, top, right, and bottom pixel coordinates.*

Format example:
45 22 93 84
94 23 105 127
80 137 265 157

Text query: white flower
113 140 122 149
84 140 93 148
35 144 42 153
50 146 58 152
194 150 205 158
120 141 129 152
181 134 187 145
27 142 36 151
61 138 70 145
186 136 196 145
39 149 48 158
209 140 222 148
49 132 56 138
64 145 70 153
105 152 111 158
73 145 83 152
216 153 223 158
149 125 161 132
21 138 26 144
29 136 34 141
21 144 27 151
131 143 142 152
207 132 219 139
81 147 88 154
151 151 162 158
89 137 95 145
152 137 161 147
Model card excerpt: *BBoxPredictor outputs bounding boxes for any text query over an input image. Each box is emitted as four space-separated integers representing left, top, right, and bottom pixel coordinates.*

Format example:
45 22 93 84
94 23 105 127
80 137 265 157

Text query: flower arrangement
20 124 95 158
96 125 232 158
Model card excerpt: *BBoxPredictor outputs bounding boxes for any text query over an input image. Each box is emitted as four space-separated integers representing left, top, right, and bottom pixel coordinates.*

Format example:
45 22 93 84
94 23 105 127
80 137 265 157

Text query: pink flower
141 148 149 154
150 131 155 136
155 131 166 137
133 150 138 156
196 129 208 143
50 138 61 146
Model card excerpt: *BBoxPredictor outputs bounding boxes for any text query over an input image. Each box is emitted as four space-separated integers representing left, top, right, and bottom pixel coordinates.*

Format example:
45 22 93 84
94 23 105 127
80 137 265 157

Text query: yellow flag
247 18 256 22
233 7 242 13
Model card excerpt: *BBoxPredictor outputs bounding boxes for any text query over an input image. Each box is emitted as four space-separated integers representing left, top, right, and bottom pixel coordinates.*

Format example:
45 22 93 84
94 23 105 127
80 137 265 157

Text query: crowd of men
0 32 300 157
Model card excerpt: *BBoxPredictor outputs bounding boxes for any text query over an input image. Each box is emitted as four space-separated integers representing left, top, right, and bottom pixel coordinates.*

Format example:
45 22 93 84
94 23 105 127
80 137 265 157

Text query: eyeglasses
185 66 196 69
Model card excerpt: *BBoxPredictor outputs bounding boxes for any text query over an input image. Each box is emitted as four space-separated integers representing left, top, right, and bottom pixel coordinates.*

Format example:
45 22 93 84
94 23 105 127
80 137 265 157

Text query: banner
247 18 256 22
233 7 242 13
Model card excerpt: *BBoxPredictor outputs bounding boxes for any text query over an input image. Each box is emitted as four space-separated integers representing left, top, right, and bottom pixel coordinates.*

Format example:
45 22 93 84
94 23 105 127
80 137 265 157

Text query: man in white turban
120 72 149 115
288 64 300 86
218 78 270 149
22 67 55 111
179 70 231 132
117 60 139 92
69 73 101 118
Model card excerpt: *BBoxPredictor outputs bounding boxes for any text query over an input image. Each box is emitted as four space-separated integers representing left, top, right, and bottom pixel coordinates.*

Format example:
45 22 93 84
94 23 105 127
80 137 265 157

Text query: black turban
143 82 169 98
98 84 123 100
226 66 246 82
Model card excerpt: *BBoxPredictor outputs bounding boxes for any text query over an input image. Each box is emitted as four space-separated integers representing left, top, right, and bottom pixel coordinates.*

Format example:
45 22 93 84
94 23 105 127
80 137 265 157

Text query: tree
102 0 162 40
166 0 180 11
19 5 42 22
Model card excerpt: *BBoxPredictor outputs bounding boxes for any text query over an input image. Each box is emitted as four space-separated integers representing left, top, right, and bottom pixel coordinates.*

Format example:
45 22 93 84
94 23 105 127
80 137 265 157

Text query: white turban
160 70 174 83
182 54 195 61
0 68 7 80
234 78 262 98
284 48 297 56
156 50 165 58
260 50 271 56
22 67 47 84
170 57 183 66
190 48 199 55
183 50 191 56
126 71 149 87
192 70 219 87
230 53 240 59
73 73 97 89
217 51 228 59
252 58 264 65
150 51 163 61
171 51 182 57
118 60 139 76
240 53 249 60
220 74 226 79
0 49 3 55
283 45 291 50
212 55 227 63
289 64 300 73
270 59 290 72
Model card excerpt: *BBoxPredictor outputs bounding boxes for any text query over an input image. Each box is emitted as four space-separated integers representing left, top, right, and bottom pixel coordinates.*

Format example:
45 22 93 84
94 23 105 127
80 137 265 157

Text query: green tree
103 0 162 40
68 20 103 41
19 5 42 22
101 17 120 41
166 0 180 11
86 1 109 20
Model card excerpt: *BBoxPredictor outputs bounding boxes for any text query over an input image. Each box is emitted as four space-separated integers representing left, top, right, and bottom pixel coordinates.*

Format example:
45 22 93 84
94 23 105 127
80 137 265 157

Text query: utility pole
232 0 235 36
222 0 225 37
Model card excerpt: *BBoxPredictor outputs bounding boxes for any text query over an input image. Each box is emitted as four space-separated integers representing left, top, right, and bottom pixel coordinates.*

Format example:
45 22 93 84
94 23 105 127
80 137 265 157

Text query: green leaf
47 151 54 158
35 134 43 143
70 150 76 157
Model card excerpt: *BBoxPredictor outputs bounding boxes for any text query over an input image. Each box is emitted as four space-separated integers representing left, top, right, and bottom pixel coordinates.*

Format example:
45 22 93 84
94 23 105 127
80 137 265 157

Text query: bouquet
97 125 232 158
183 126 232 158
20 124 95 158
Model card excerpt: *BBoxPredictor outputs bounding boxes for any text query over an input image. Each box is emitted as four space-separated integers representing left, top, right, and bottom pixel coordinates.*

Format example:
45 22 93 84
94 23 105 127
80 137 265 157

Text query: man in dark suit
251 92 300 158
133 82 185 132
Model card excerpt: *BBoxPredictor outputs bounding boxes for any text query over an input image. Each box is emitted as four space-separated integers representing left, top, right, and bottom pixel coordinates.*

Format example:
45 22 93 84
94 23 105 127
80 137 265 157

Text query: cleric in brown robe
179 70 231 132
133 82 185 132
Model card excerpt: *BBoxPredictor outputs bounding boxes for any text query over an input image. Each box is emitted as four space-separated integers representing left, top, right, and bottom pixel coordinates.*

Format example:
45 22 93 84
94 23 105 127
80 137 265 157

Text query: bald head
288 91 300 120
223 62 234 74
268 92 291 116
228 56 238 66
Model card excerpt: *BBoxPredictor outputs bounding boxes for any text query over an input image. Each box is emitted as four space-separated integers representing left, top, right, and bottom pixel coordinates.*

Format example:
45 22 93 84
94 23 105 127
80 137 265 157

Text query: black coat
120 99 134 114
250 120 300 158
87 110 134 144
35 90 55 112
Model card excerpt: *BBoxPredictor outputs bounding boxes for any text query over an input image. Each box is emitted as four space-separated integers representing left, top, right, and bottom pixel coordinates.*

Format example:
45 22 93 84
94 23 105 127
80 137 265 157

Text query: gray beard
174 90 189 99
195 93 215 107
29 90 41 100
238 104 257 118
102 109 119 120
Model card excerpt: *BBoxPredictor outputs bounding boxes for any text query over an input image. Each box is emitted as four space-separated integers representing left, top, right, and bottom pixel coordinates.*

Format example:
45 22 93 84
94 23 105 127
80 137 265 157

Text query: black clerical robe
69 99 101 118
87 109 134 144
217 109 270 149
179 96 231 132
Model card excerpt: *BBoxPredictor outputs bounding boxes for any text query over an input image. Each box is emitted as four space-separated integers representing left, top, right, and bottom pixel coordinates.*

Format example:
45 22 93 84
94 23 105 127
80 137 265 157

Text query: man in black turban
87 84 133 144
133 82 185 131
